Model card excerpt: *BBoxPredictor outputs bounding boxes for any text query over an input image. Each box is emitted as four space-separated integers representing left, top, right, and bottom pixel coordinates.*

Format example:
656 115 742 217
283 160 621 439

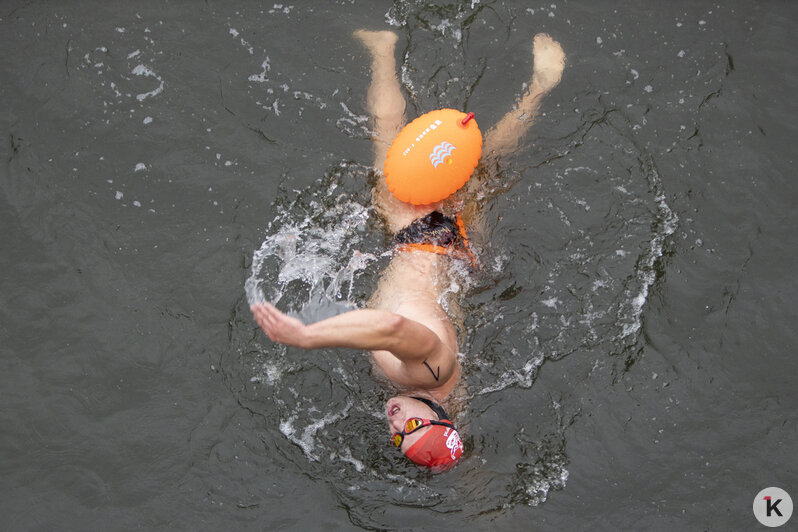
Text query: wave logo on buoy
429 141 456 168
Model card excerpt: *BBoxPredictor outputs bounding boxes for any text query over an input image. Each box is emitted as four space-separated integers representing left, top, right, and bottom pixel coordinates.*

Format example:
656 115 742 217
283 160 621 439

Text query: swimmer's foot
353 29 398 57
530 33 565 93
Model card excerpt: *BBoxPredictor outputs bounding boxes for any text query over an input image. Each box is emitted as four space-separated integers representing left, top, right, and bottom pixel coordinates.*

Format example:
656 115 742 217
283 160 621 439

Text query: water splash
245 172 377 310
616 154 678 344
279 398 354 461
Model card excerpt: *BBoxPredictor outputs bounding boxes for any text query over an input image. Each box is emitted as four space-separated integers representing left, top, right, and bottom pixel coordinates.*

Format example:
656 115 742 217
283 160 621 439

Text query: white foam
132 64 164 101
335 102 370 137
480 351 545 394
542 297 559 309
278 399 352 460
248 58 271 82
335 447 365 472
617 158 678 341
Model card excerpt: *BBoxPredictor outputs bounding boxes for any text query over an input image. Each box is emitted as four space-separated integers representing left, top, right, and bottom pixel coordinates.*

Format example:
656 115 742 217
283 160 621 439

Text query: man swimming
251 30 565 471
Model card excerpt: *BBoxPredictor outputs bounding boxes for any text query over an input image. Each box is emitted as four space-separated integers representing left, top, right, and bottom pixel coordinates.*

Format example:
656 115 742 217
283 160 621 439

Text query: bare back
368 251 460 398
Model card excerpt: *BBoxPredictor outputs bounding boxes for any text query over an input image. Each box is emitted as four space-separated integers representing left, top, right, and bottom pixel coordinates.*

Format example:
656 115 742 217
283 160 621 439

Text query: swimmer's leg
461 34 565 233
353 29 405 171
354 29 431 233
482 33 566 159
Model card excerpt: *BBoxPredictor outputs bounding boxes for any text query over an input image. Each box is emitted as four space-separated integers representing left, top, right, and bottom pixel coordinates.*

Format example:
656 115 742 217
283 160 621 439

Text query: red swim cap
404 422 464 471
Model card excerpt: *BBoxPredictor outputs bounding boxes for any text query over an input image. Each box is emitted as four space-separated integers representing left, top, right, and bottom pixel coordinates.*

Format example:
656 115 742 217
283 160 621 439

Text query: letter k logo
765 496 783 517
754 487 792 527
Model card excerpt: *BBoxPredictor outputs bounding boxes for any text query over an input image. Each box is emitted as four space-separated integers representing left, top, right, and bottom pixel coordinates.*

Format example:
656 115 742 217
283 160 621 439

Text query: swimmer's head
386 395 463 471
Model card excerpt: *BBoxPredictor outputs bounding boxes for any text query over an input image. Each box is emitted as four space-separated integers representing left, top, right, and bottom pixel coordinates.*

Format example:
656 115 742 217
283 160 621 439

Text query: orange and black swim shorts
394 211 476 266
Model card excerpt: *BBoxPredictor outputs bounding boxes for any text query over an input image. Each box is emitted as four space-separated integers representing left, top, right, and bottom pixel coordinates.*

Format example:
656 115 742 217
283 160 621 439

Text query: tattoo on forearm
423 360 440 381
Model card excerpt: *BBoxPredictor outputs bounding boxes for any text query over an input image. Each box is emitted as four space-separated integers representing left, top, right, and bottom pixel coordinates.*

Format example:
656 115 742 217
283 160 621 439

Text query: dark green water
1 1 796 530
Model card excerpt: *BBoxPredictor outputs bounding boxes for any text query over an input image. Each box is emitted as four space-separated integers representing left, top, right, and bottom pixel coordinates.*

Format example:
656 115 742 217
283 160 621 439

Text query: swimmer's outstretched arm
482 33 565 159
251 303 442 362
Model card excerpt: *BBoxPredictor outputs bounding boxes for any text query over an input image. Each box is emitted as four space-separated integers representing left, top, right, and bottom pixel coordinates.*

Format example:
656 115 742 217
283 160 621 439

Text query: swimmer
251 30 565 471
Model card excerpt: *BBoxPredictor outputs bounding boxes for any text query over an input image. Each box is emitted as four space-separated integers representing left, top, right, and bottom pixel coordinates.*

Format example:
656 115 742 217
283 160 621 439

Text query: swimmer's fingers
250 303 273 337
250 303 308 347
250 302 273 328
251 302 286 338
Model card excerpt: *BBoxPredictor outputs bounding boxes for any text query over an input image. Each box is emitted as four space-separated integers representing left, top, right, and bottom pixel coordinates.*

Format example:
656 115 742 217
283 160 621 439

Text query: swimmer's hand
251 303 310 348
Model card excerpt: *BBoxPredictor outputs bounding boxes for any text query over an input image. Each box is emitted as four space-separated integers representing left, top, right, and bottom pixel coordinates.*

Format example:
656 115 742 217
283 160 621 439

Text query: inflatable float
384 109 482 205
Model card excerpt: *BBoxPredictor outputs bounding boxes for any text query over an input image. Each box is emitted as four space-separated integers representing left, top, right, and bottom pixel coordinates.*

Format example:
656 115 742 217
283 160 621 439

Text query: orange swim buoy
384 109 482 205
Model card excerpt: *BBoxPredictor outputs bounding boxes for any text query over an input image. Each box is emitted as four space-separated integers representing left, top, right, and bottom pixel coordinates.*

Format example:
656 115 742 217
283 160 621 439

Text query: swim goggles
391 417 455 448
